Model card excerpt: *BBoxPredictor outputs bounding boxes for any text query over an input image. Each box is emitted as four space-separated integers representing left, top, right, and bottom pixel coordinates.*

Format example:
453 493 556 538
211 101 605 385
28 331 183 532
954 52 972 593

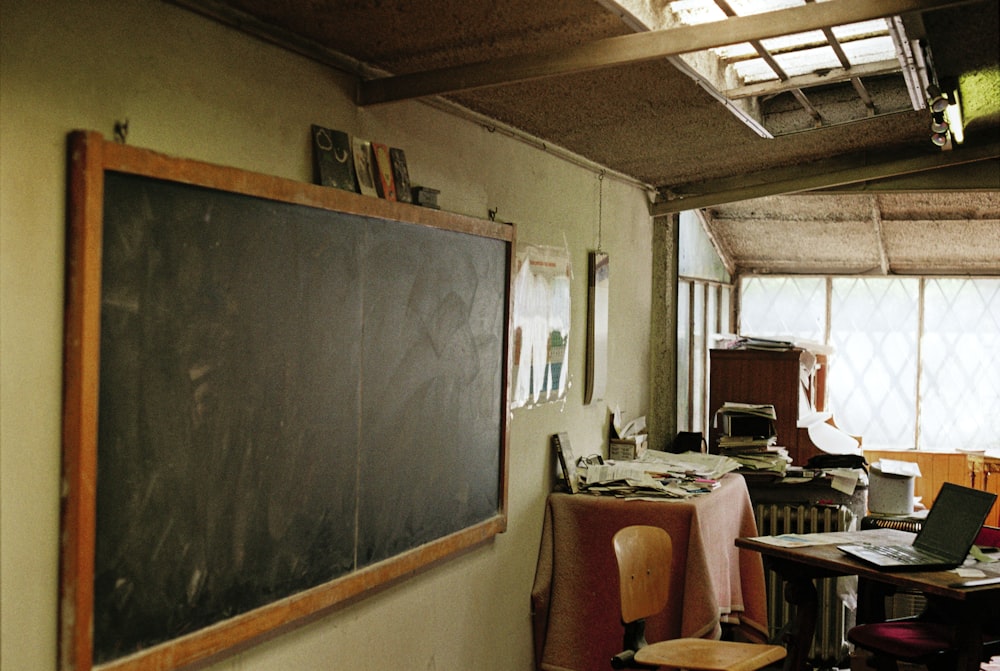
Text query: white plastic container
869 460 918 514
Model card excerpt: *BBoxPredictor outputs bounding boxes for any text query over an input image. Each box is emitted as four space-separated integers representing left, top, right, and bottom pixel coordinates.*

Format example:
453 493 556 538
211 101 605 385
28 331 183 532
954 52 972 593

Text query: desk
737 528 1000 671
531 473 768 671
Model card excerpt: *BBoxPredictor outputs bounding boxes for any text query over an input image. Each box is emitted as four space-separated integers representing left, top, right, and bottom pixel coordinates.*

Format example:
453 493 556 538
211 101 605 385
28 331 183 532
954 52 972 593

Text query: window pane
692 284 706 433
739 276 825 341
720 285 732 335
829 278 918 448
677 280 692 431
921 279 1000 450
679 210 730 282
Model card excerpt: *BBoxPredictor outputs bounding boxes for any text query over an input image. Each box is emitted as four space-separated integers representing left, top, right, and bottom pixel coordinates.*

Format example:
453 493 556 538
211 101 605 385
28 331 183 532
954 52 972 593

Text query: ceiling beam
358 0 965 105
819 159 1000 192
651 140 1000 216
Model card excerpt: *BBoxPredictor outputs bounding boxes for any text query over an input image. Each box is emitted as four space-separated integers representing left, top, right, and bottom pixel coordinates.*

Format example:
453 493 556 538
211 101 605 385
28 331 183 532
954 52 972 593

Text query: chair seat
847 621 955 661
634 638 786 671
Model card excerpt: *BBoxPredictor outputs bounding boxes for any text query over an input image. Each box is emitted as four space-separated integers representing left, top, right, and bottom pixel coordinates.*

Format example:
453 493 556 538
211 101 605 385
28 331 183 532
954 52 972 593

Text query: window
740 276 1000 450
677 211 733 434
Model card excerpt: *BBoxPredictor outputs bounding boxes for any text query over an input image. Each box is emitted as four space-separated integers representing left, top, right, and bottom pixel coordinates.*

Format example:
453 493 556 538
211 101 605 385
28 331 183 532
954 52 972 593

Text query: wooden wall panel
863 450 999 526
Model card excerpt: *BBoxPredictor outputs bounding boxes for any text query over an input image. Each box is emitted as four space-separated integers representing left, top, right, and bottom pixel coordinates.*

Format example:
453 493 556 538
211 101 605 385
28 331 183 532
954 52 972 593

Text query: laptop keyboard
870 545 924 563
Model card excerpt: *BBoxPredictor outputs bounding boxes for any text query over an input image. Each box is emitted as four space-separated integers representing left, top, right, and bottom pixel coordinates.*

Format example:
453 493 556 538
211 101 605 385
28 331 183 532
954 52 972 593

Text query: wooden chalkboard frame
59 130 513 671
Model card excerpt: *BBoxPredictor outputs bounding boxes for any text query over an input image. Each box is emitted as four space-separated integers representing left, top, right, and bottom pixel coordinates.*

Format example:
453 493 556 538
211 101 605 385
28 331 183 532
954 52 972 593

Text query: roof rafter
806 0 877 112
711 0 827 124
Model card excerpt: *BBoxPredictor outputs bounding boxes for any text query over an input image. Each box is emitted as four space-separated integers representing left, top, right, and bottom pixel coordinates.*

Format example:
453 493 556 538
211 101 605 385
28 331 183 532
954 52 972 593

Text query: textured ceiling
703 190 1000 275
170 0 1000 275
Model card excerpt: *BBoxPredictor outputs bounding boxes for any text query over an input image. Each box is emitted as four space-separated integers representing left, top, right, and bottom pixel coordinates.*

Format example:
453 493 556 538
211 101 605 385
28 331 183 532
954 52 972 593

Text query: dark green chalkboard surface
60 131 512 671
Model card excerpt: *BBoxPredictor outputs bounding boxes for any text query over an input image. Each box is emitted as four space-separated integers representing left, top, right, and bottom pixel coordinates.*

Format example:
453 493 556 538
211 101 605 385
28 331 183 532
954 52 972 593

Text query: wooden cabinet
709 348 824 466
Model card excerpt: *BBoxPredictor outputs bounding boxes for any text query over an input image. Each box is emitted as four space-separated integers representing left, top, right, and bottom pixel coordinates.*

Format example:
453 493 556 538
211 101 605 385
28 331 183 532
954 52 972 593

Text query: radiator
755 503 853 669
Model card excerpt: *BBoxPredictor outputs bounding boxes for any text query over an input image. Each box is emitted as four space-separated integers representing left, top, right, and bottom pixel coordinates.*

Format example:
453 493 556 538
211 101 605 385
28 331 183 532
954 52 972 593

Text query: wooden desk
737 528 1000 671
531 474 768 671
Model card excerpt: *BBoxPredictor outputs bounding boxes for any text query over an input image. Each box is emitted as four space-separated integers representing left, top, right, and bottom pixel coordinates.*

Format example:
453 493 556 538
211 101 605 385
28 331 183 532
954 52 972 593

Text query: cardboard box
610 435 647 461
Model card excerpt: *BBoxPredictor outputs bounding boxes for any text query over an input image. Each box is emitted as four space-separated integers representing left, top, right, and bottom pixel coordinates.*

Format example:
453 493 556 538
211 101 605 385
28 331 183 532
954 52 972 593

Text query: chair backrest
612 525 672 625
977 525 1000 547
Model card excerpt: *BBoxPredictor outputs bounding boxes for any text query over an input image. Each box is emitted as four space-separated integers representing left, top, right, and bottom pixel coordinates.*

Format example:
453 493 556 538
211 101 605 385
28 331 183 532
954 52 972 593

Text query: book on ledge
311 125 357 192
371 141 397 201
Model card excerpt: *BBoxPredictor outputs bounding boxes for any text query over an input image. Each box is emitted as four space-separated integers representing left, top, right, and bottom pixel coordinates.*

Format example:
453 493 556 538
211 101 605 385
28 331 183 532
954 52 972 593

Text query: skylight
606 0 928 137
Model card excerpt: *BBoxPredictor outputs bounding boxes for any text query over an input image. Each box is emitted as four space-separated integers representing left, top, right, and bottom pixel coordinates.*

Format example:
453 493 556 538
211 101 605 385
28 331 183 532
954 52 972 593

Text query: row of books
311 125 438 208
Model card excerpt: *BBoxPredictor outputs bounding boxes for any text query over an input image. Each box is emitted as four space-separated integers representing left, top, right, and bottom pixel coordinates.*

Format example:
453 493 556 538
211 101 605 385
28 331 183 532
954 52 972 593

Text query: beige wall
0 1 656 670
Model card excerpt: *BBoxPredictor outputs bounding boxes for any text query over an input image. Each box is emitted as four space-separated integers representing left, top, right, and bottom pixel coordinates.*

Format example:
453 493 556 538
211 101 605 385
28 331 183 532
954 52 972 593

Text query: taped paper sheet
800 412 861 455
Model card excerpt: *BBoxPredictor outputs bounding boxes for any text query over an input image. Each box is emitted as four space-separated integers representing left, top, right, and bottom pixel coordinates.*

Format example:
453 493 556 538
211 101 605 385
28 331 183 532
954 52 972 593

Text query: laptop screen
914 482 996 561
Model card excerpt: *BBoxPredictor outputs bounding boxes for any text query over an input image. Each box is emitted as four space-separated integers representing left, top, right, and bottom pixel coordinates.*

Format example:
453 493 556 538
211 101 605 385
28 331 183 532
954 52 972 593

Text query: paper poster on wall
511 243 572 409
585 252 609 404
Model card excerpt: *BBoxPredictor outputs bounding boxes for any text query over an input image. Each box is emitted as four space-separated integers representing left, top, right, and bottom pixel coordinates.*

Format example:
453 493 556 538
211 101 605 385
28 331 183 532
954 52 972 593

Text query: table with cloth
530 472 769 671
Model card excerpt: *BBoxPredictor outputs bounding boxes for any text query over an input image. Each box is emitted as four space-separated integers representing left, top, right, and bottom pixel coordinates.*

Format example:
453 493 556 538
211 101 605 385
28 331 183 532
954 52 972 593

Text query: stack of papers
576 450 741 499
730 447 792 474
715 402 778 453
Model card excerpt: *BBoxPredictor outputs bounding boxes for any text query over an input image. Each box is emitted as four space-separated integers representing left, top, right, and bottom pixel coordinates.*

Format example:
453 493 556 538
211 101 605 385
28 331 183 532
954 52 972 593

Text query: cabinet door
708 349 802 459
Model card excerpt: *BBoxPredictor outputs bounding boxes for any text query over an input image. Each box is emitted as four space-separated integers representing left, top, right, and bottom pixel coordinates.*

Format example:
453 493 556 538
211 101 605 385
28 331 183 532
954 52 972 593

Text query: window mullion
687 281 697 431
915 278 925 450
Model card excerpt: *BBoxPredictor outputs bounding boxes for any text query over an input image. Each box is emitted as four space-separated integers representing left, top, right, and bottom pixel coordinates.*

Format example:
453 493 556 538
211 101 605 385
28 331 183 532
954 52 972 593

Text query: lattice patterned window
920 279 1000 450
678 280 733 434
828 278 919 449
739 276 826 341
738 276 1000 450
677 212 733 434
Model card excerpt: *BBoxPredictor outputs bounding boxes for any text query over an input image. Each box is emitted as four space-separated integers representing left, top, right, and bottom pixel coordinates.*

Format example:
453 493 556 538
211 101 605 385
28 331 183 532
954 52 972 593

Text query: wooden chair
611 525 786 671
847 525 1000 671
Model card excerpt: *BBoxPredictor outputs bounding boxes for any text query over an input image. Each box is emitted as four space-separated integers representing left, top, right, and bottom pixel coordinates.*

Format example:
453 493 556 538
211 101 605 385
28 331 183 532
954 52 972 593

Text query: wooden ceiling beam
358 0 965 105
651 140 1000 216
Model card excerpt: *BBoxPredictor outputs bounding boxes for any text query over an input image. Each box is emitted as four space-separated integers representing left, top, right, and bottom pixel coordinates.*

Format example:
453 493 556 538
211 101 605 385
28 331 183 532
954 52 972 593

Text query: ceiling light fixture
926 82 964 149
926 84 949 112
946 89 964 144
930 114 949 133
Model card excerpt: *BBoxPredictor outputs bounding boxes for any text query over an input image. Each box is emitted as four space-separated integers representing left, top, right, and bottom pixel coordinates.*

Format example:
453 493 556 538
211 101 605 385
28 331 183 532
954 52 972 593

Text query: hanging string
597 171 605 252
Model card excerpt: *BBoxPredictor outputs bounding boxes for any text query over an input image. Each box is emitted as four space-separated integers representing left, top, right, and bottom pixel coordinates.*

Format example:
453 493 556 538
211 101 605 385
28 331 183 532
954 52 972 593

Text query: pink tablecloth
530 473 769 671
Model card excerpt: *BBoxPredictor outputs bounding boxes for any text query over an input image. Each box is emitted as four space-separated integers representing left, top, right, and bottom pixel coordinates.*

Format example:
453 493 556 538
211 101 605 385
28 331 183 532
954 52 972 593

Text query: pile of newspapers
575 450 742 499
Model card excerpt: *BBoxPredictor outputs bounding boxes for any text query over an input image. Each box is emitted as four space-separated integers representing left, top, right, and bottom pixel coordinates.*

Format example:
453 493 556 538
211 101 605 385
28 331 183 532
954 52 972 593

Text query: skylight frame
645 0 925 136
675 0 900 89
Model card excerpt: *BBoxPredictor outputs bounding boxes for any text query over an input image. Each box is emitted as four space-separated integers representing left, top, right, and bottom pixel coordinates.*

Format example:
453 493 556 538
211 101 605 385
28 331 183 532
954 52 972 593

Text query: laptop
838 482 997 570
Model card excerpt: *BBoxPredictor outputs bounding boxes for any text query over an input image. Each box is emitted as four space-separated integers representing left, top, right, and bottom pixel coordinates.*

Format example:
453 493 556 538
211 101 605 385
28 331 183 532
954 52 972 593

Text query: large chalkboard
60 131 513 671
